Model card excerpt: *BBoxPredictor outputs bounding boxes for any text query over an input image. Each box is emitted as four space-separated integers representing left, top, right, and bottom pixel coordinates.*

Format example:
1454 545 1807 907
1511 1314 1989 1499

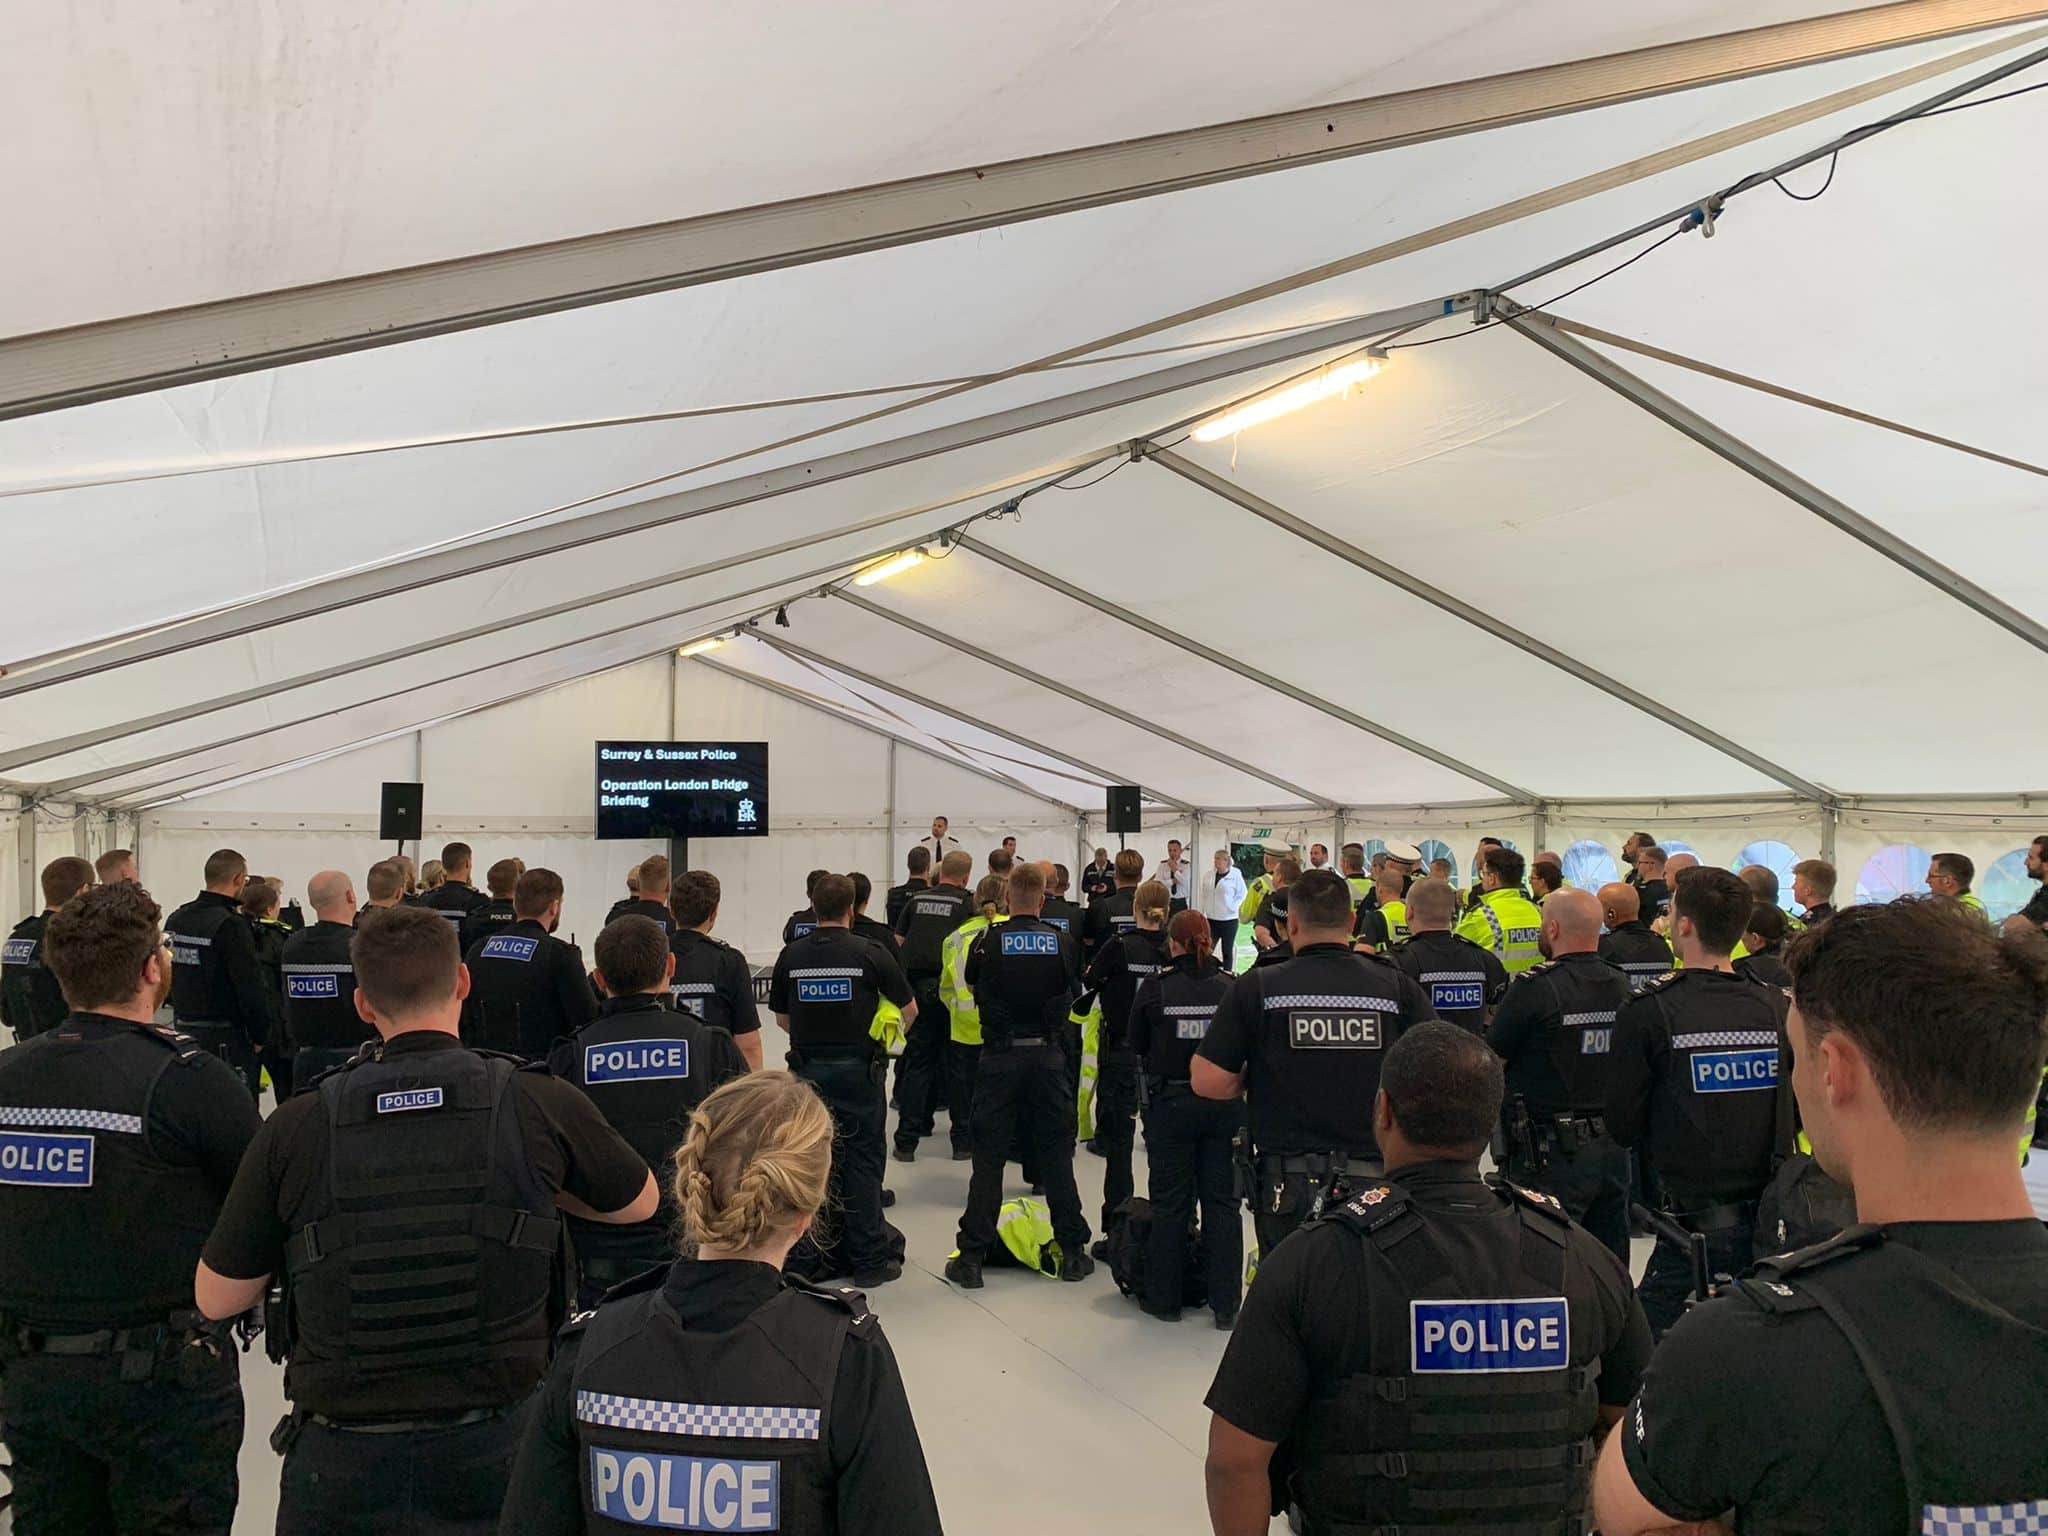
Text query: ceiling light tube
853 548 928 587
1191 353 1387 442
676 637 725 657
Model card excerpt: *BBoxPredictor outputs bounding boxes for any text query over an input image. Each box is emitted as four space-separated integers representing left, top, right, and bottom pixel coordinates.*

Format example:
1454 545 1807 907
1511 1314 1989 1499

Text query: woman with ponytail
1082 877 1174 1251
1127 908 1244 1326
501 1072 943 1534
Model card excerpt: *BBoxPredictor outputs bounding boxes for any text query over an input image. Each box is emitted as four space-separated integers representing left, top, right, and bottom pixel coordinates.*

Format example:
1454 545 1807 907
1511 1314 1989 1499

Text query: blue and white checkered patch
577 1391 821 1441
0 1105 143 1135
1671 1030 1778 1050
1263 994 1399 1011
1166 1003 1215 1041
791 966 858 1005
1923 1500 2048 1535
670 980 714 1018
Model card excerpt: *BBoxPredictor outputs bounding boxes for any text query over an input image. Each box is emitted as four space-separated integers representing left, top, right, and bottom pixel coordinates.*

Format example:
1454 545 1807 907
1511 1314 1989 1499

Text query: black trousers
1209 919 1239 973
1095 1053 1140 1233
1144 1090 1245 1317
1251 1158 1383 1260
792 1053 893 1275
1507 1132 1631 1269
178 1022 263 1099
276 1399 530 1535
1639 1218 1756 1338
944 1038 980 1156
894 977 949 1146
1 1339 242 1535
957 1041 1088 1258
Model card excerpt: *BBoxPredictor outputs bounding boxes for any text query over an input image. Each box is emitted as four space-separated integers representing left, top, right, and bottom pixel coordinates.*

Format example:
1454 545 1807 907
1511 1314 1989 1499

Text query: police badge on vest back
1 937 37 965
1411 1297 1569 1373
376 1088 445 1114
1000 929 1060 956
586 1039 690 1084
1691 1048 1779 1093
1428 978 1484 1012
286 972 343 999
0 1130 94 1187
588 1448 777 1531
481 934 540 962
1286 1008 1386 1048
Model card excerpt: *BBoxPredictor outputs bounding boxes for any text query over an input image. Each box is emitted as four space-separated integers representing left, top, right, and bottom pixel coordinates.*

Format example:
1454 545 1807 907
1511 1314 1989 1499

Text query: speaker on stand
379 782 424 857
1106 785 1142 851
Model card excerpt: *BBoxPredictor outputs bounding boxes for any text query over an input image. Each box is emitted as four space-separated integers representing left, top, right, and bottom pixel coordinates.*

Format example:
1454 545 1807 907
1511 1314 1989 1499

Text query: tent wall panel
171 736 425 816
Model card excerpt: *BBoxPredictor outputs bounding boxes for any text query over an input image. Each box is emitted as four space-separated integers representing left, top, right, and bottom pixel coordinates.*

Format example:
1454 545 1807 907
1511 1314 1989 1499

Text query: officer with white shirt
1151 839 1192 914
914 815 962 863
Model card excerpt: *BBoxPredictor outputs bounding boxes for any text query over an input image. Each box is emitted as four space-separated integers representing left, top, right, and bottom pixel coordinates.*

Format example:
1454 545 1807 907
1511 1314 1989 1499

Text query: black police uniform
1735 944 1792 990
1598 920 1674 993
1619 1220 2048 1531
607 897 675 936
1128 953 1242 1320
458 894 519 956
852 912 898 955
1195 943 1436 1255
1205 1163 1651 1536
164 889 275 1097
954 913 1090 1270
1636 878 1671 923
780 907 818 946
1080 860 1116 904
1385 928 1508 1033
277 919 369 1088
499 1259 944 1534
1083 885 1137 958
200 1029 651 1534
1084 925 1170 1235
769 928 913 1282
1040 893 1085 938
422 879 489 932
1486 951 1635 1265
2 909 67 1041
1605 966 1789 1335
462 917 599 1060
885 877 926 931
666 928 761 1048
1800 900 1838 928
548 994 747 1303
890 884 975 1158
250 912 294 1097
0 1012 262 1533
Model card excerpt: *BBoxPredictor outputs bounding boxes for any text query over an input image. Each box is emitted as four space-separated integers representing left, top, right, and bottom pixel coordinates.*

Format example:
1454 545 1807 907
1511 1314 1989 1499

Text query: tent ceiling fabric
6 9 2045 813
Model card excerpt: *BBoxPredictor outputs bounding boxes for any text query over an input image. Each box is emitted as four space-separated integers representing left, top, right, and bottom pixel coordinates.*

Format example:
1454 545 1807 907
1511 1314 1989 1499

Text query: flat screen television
595 741 768 840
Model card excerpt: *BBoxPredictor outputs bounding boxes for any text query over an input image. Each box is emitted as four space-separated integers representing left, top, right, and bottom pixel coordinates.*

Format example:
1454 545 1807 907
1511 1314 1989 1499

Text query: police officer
1384 876 1507 1033
1041 863 1086 937
1083 848 1145 957
1237 843 1284 931
1204 1023 1651 1536
1736 902 1793 988
354 857 408 926
1606 865 1789 1336
420 840 489 930
945 862 1093 1287
1791 856 1839 927
1251 855 1301 952
1454 844 1547 975
498 1071 945 1534
886 845 932 929
163 848 275 1097
1084 878 1172 1246
1194 869 1437 1255
1633 843 1671 923
0 882 263 1534
1595 900 2048 1534
1597 881 1674 992
1487 888 1635 1265
781 868 830 945
666 867 764 1071
891 849 975 1162
1338 843 1374 917
610 854 676 935
458 858 522 954
462 866 599 1059
2 855 95 1042
242 876 295 1097
550 916 748 1305
195 905 657 1535
278 869 370 1088
849 871 899 955
1128 909 1242 1327
769 873 914 1287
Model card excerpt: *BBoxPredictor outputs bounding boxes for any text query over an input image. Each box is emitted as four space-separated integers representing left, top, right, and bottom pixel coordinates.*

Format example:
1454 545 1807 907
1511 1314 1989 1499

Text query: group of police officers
1 822 2045 1535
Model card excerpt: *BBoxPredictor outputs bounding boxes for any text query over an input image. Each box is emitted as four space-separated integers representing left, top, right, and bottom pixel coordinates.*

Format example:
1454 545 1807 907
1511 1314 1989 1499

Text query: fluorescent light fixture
1190 354 1387 443
676 637 725 657
853 548 928 587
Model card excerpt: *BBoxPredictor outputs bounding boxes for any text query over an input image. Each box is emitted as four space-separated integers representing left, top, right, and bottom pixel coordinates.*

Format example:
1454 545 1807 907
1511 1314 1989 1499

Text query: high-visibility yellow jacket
940 913 1004 1045
1239 874 1273 924
1454 888 1546 974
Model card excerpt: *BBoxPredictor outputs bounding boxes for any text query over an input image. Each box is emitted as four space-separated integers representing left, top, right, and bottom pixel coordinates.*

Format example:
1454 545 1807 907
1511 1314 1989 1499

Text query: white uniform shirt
1151 859 1190 902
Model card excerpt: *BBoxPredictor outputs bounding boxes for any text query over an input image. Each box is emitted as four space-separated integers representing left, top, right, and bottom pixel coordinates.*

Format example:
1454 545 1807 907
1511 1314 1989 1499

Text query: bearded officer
1193 869 1436 1254
0 882 262 1534
277 870 370 1087
195 905 656 1535
665 868 764 1072
3 856 96 1042
462 866 599 1059
1486 888 1635 1266
1204 1023 1651 1536
1384 876 1507 1034
1453 845 1547 976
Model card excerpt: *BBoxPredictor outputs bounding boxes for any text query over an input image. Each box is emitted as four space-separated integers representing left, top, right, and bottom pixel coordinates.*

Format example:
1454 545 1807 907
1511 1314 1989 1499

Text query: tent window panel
1737 840 1804 912
1562 840 1619 890
1980 850 2035 922
1857 844 1931 905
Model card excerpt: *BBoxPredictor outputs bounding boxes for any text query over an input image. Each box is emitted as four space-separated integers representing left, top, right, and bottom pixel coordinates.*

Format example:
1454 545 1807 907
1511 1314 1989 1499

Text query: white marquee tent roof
5 0 2047 824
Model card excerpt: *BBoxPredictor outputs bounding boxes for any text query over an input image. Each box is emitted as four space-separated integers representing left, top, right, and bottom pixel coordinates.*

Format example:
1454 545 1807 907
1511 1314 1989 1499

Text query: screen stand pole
669 836 688 874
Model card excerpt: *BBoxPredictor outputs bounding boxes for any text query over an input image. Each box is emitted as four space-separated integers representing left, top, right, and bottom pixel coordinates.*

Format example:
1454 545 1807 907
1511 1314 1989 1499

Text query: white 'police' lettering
1000 930 1060 956
1 938 36 965
1691 1048 1778 1094
1411 1297 1569 1373
1429 980 1485 1011
794 977 853 1005
376 1088 445 1114
586 1039 691 1085
587 1448 779 1530
481 935 539 963
0 1131 94 1187
1580 1028 1612 1054
1287 1010 1383 1049
287 973 341 999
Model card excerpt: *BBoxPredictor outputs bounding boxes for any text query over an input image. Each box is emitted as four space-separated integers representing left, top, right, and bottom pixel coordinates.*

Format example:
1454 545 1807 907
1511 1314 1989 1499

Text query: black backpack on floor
1105 1197 1209 1308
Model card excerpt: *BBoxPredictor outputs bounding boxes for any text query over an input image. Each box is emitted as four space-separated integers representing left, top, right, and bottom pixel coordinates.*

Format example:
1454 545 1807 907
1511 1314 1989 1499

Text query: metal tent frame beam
830 589 1334 809
7 0 2035 421
746 632 1195 814
952 533 1538 803
1146 447 1830 802
1508 313 2048 661
0 299 1447 702
693 656 1081 818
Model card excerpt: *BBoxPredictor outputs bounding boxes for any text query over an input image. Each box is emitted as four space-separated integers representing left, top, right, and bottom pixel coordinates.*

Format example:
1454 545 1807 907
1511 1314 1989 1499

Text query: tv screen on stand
595 741 768 841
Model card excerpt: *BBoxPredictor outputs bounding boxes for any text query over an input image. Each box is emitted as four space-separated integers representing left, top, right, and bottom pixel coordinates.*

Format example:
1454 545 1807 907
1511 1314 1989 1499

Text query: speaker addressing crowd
1 823 2044 1534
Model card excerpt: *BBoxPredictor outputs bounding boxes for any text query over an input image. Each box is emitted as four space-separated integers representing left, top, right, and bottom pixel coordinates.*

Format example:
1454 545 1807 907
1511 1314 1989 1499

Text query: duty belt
1664 1196 1758 1233
301 1404 509 1435
1534 1113 1609 1147
1260 1152 1384 1179
8 1320 168 1356
1002 1035 1049 1047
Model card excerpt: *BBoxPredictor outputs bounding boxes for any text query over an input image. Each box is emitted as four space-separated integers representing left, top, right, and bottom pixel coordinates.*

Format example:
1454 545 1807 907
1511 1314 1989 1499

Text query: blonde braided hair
671 1072 834 1255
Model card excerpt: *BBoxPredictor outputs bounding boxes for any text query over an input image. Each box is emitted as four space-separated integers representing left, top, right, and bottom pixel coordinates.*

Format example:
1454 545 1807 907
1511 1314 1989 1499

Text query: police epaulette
140 1021 209 1063
1636 969 1685 993
1518 959 1561 978
1752 1224 1883 1282
783 1273 872 1324
1321 1183 1412 1233
1501 1180 1572 1226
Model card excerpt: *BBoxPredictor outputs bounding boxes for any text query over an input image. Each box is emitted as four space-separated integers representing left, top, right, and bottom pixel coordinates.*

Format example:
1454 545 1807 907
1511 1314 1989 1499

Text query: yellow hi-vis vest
1455 888 1546 974
1345 874 1374 908
1380 899 1409 945
870 996 908 1057
949 1197 1060 1275
1073 991 1103 1142
1961 892 1989 919
940 914 1003 1046
1239 874 1273 924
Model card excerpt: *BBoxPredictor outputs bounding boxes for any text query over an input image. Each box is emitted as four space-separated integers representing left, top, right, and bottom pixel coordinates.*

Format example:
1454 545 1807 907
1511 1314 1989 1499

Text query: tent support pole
830 589 1333 809
885 737 898 875
1146 446 1830 801
1507 314 2048 661
1820 802 1838 865
1533 804 1549 852
953 534 1537 803
14 802 34 922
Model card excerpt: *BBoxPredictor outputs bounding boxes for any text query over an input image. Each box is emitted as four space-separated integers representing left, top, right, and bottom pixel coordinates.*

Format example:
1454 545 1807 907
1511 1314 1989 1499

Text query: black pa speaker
1106 785 1142 835
379 782 424 843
